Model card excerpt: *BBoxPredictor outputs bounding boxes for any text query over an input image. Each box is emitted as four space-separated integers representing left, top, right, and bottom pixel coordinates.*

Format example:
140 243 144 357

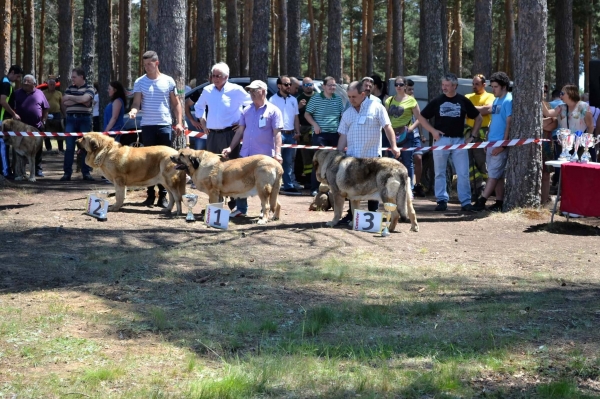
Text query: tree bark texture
392 0 403 76
307 0 318 77
573 25 580 88
241 0 252 75
365 0 374 75
81 0 96 83
15 1 21 67
349 13 354 80
270 0 277 76
139 0 146 76
440 0 448 74
197 0 215 84
57 0 73 92
286 0 300 77
385 0 392 80
278 0 287 74
422 0 444 101
504 0 547 211
554 0 574 89
226 0 240 75
23 0 34 75
0 0 10 75
317 0 325 77
250 0 269 82
215 0 221 61
472 0 492 77
584 17 591 92
326 0 342 82
148 0 186 125
503 0 515 77
449 0 461 76
37 0 45 82
97 0 112 125
118 0 131 88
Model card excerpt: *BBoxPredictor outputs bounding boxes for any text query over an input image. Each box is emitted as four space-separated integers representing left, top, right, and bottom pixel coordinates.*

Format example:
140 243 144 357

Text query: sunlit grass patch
148 306 171 331
82 366 125 385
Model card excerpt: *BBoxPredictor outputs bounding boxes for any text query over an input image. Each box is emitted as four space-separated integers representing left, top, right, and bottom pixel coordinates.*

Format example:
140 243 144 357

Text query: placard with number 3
205 203 230 229
352 209 383 233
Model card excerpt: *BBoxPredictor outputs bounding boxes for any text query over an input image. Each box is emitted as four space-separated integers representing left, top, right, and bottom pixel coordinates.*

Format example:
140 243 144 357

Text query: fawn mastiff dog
313 149 419 232
76 132 186 215
171 148 283 224
1 119 43 182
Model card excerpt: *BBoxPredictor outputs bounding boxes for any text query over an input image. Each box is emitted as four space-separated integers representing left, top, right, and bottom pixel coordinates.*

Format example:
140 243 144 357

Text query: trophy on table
97 190 108 222
557 129 574 161
579 133 598 163
182 194 198 222
380 202 397 237
570 130 583 162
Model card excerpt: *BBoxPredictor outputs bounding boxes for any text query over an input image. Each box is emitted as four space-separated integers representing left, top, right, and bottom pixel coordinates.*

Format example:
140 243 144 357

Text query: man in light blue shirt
473 72 512 212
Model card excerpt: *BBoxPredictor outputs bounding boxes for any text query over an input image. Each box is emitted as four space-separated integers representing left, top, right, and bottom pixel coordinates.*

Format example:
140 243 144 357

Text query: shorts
541 141 554 173
412 134 426 155
486 147 508 179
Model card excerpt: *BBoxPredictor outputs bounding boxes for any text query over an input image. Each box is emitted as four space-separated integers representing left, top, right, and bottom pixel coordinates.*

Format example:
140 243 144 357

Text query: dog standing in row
1 119 43 182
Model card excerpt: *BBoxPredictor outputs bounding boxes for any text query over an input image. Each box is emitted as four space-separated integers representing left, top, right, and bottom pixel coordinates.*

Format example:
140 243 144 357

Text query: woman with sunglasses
543 84 595 160
383 76 424 188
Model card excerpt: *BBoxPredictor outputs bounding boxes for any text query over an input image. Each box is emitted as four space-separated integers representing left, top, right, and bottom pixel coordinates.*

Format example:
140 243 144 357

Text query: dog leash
130 115 143 147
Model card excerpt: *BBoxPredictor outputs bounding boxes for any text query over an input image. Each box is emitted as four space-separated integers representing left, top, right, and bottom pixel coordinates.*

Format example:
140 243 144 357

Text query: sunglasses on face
303 83 313 87
395 82 405 87
282 83 291 87
560 91 565 96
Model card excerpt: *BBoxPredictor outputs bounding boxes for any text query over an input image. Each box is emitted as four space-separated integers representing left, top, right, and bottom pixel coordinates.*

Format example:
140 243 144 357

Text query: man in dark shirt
0 65 23 178
420 73 483 212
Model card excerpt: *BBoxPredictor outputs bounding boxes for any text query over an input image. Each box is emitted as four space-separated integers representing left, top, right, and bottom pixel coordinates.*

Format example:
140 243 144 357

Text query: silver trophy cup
557 129 574 161
570 132 583 162
579 133 598 163
97 190 108 222
183 194 198 222
380 202 397 237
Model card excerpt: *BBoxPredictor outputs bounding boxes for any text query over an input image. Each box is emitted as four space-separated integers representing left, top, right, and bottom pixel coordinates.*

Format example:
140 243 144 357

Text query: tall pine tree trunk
287 0 300 77
554 0 574 89
119 0 131 88
37 0 45 82
81 0 96 83
57 0 73 92
392 0 403 76
349 12 354 80
97 0 112 125
504 0 547 210
449 0 461 76
269 0 277 75
504 0 515 77
326 0 341 82
249 0 269 82
0 0 10 75
148 0 186 126
197 0 215 83
15 2 22 68
241 0 252 75
365 0 374 75
423 0 444 101
316 0 325 77
23 0 34 74
584 17 591 92
226 0 240 75
385 0 392 80
472 0 492 77
307 0 317 77
278 0 287 74
138 0 146 76
215 0 221 61
573 25 580 88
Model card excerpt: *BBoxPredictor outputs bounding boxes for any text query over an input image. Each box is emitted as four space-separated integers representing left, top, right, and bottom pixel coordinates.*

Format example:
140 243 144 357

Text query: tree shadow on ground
524 221 600 236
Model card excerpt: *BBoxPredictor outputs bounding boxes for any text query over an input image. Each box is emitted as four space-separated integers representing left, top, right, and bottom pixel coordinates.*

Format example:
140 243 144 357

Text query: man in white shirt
269 75 301 195
194 62 251 159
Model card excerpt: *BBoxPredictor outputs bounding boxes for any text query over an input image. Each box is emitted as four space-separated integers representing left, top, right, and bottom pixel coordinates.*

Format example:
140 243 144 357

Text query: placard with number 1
205 203 230 229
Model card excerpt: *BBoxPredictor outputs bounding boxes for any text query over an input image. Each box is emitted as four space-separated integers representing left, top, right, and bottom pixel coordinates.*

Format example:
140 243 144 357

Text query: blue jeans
191 137 207 150
142 125 172 198
64 114 93 176
281 132 296 190
235 197 248 214
383 131 414 189
433 136 471 206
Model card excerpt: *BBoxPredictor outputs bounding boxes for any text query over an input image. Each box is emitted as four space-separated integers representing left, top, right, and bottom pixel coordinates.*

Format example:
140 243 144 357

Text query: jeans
191 137 207 150
310 132 339 191
383 131 414 189
142 125 172 198
64 113 93 176
281 132 296 190
433 136 471 206
235 197 248 214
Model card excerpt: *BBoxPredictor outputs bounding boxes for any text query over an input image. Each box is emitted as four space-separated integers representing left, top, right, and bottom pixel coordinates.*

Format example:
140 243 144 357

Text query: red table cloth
560 162 600 217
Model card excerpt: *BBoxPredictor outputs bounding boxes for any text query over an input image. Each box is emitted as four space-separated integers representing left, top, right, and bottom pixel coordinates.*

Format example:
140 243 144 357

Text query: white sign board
86 194 109 220
352 209 383 233
205 203 230 229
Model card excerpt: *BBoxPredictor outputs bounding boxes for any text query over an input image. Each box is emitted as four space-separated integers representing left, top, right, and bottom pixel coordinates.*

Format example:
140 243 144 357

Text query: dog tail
397 174 419 232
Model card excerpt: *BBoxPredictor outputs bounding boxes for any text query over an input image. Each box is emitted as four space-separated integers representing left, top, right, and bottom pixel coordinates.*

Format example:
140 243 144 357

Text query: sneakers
293 181 304 190
461 204 478 212
487 201 504 212
229 210 246 218
141 196 156 207
434 200 447 211
156 196 169 208
35 170 44 177
472 197 487 212
310 190 318 197
82 174 95 181
280 187 302 196
413 183 426 197
59 174 71 181
335 213 353 226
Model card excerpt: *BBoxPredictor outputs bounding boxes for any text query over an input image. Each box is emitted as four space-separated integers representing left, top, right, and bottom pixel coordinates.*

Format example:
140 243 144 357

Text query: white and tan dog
171 148 283 224
76 133 186 215
1 119 43 182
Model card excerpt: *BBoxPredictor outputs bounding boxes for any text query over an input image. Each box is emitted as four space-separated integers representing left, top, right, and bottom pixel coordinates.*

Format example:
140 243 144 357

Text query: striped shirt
65 83 95 114
305 92 344 133
338 98 391 158
133 74 176 126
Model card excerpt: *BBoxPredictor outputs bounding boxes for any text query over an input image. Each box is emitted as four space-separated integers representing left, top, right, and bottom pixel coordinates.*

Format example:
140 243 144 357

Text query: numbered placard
86 194 109 219
352 209 383 233
205 203 230 229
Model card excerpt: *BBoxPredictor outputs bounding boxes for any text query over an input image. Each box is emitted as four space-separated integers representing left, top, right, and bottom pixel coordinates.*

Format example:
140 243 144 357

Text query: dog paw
28 177 36 182
257 219 267 225
410 225 419 232
108 205 120 212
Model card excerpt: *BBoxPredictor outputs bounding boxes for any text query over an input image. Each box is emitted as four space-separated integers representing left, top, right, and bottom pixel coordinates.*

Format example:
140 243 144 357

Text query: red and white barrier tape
0 130 547 151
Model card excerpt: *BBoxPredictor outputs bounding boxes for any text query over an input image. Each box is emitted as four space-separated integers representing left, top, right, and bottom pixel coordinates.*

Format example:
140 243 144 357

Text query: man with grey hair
194 62 251 159
14 74 49 176
419 73 483 212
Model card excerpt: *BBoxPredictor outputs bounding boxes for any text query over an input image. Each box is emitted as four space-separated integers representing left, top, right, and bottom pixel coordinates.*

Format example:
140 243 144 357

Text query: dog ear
89 137 100 152
189 156 200 170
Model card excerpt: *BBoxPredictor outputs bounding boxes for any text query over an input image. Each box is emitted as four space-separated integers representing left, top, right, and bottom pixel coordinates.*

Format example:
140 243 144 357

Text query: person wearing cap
222 80 284 218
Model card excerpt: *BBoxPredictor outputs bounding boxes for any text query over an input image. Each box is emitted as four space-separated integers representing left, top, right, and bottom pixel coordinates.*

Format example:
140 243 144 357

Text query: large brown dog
76 133 186 215
171 148 283 224
1 119 43 182
313 149 419 232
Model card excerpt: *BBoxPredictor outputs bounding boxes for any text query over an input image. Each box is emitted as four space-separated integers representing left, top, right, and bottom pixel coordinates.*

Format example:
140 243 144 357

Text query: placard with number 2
86 194 109 219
